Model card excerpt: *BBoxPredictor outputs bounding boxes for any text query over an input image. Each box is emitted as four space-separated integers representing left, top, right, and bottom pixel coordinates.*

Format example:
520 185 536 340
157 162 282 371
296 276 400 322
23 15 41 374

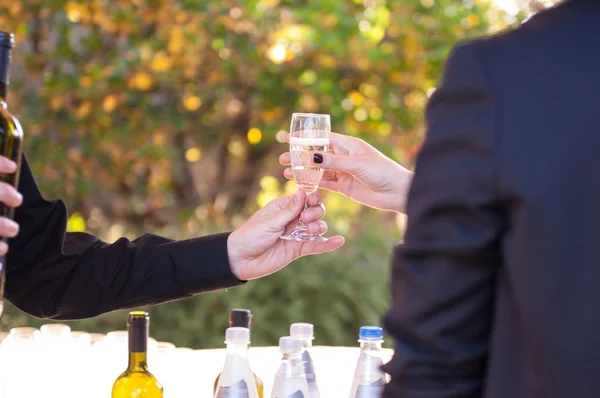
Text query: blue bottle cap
359 326 383 340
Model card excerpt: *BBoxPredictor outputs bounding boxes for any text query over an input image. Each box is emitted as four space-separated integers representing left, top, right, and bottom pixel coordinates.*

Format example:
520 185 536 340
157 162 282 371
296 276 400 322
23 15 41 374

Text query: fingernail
0 242 8 255
14 192 22 205
313 153 323 164
5 160 15 172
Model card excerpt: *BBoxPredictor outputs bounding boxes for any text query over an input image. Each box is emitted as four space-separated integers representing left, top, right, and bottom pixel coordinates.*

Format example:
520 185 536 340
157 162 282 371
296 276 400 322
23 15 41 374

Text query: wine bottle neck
127 322 149 371
128 351 148 372
0 44 11 105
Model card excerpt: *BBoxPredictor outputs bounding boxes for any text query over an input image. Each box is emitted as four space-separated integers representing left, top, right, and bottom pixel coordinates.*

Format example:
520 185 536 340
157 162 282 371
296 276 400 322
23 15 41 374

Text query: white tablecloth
0 342 393 397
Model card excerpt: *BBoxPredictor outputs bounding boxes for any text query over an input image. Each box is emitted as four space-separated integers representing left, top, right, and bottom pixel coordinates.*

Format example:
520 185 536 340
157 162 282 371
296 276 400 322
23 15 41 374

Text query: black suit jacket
383 1 600 397
5 155 244 320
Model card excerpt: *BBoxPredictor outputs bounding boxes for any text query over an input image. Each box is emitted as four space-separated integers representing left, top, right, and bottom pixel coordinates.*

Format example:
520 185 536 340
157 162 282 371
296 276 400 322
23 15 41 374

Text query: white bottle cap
279 336 303 353
290 323 314 340
225 327 250 344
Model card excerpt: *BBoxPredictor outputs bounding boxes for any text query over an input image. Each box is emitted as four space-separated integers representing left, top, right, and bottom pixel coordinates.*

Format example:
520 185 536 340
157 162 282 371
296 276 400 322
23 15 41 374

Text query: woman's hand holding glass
280 132 414 214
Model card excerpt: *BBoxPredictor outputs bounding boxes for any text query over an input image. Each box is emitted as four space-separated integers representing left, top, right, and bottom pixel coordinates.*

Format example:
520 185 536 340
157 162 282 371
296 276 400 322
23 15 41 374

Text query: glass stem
296 196 309 229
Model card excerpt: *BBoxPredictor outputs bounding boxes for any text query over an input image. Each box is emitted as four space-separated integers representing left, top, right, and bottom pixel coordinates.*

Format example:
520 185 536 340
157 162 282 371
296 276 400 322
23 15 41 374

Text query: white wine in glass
280 113 331 242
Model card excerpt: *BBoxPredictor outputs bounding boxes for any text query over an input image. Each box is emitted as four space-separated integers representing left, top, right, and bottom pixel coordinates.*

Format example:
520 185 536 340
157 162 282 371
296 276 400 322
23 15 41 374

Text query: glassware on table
38 323 71 343
90 332 106 345
280 113 331 242
1 328 39 397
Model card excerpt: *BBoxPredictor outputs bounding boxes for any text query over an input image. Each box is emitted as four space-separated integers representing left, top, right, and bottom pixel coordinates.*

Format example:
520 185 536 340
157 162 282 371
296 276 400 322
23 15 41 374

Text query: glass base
280 229 328 242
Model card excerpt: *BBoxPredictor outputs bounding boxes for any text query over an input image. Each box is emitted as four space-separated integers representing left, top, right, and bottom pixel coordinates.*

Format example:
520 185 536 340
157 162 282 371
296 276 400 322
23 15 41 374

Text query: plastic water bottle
289 323 320 398
271 337 309 398
348 326 385 398
214 327 260 398
214 310 264 397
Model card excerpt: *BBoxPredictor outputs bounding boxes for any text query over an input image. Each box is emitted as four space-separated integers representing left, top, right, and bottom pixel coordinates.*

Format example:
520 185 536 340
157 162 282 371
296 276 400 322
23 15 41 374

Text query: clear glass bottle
289 323 320 398
349 326 386 398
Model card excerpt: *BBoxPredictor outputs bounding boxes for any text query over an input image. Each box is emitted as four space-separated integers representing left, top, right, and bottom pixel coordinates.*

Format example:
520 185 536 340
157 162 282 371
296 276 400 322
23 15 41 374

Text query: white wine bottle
0 31 24 318
112 311 163 398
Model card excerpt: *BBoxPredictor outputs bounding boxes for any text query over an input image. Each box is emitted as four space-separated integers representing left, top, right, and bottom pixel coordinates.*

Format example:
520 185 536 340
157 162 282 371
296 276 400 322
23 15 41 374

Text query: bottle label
301 351 317 385
274 391 304 398
355 378 385 398
216 379 250 398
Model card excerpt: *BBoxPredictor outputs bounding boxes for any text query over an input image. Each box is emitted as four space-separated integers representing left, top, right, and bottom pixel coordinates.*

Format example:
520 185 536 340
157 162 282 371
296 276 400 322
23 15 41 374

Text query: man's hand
0 156 22 255
227 190 344 280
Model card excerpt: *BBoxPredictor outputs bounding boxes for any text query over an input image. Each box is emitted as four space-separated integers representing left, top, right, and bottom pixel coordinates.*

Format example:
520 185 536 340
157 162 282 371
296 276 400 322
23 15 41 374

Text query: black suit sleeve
382 43 504 397
4 155 245 320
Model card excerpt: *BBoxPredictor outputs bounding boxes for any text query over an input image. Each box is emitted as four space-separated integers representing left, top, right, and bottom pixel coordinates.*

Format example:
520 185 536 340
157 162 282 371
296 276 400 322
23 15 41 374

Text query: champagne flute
280 113 331 242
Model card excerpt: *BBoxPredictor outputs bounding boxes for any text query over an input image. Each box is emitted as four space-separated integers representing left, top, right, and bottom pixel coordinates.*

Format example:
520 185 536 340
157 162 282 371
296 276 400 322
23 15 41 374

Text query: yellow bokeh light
152 52 173 72
65 2 84 23
185 147 202 162
404 90 426 109
360 83 379 98
67 212 86 232
284 180 297 195
468 14 481 27
75 101 92 120
377 122 392 137
228 140 246 157
257 191 279 208
353 108 368 122
153 132 166 146
79 76 93 88
183 95 202 111
103 95 118 113
370 107 383 120
260 175 279 191
50 97 63 111
169 27 184 54
247 128 263 145
349 91 364 106
268 43 287 64
131 72 153 91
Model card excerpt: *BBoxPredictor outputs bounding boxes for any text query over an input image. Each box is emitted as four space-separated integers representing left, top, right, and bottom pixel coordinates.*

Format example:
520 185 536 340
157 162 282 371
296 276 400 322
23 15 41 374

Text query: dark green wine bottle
0 32 24 317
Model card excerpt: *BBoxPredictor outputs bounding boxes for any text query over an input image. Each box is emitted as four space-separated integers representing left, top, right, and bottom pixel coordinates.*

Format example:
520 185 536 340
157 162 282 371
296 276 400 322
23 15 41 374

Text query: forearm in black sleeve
5 155 244 320
382 43 504 398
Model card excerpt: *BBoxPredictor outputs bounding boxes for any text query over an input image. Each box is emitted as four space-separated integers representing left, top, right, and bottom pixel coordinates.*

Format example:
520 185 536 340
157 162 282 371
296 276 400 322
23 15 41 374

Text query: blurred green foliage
0 0 516 348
